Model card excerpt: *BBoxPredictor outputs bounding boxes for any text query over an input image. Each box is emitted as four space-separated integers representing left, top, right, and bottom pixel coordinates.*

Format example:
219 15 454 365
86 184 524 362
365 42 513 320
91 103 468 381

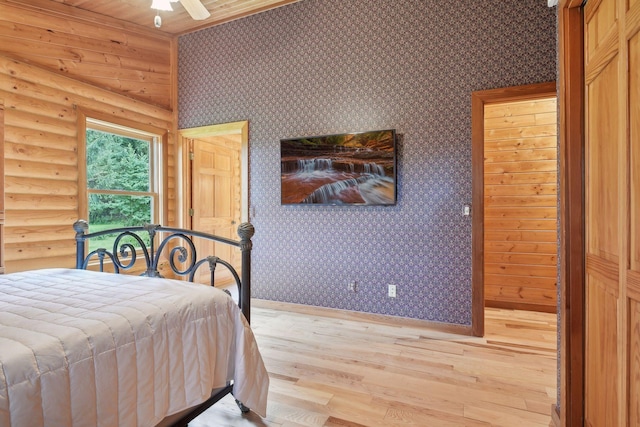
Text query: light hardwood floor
190 301 557 427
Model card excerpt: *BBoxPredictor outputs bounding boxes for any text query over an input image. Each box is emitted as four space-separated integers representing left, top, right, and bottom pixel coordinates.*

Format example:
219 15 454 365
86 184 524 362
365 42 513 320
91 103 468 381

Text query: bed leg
235 399 250 414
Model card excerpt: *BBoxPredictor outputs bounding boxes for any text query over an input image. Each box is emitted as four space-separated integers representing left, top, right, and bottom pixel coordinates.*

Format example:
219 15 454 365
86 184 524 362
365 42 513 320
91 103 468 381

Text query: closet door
584 0 640 424
626 0 640 423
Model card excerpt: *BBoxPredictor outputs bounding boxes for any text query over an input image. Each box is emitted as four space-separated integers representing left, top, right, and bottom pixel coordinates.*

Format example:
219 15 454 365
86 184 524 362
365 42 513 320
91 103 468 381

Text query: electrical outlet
348 282 357 292
388 284 397 298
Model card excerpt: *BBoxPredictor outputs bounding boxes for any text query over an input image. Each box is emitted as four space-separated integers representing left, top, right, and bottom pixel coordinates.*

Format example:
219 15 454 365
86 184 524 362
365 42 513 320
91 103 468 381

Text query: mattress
0 268 269 427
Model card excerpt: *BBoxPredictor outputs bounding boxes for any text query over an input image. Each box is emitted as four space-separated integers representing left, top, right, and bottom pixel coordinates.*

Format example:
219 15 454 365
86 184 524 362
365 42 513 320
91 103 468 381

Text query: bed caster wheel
235 399 250 414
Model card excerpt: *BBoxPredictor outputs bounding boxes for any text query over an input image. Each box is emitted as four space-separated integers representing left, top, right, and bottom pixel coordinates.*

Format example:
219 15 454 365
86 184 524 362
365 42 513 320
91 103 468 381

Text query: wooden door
483 96 558 312
583 0 640 424
630 9 640 425
191 136 242 285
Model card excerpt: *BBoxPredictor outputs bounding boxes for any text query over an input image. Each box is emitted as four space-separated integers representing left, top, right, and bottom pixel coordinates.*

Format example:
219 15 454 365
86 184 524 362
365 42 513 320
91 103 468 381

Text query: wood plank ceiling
28 0 302 35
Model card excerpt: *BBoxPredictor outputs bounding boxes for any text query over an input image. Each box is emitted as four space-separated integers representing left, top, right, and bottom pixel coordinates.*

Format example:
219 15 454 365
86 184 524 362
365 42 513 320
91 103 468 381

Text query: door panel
585 273 619 427
584 3 621 422
191 136 241 285
630 33 640 271
585 0 617 61
586 57 619 263
583 0 640 424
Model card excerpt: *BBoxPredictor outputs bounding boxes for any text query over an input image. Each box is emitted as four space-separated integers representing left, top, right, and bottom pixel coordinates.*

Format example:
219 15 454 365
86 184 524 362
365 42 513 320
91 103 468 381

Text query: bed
0 220 268 427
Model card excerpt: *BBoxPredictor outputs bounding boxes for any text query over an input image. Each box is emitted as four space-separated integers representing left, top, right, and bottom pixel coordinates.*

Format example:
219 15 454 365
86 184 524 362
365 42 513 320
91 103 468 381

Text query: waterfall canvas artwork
280 129 397 205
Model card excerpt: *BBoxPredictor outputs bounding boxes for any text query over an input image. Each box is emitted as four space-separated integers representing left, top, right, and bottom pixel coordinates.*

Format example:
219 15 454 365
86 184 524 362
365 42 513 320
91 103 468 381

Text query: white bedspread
0 268 269 427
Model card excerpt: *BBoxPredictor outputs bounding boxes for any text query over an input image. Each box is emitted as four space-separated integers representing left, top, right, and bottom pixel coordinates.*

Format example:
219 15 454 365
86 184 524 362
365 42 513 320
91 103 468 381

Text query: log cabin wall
0 0 174 110
0 100 5 274
0 1 177 273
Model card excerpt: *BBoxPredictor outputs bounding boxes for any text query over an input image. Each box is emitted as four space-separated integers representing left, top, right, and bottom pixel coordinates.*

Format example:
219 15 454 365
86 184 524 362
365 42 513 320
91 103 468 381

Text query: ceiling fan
151 0 211 28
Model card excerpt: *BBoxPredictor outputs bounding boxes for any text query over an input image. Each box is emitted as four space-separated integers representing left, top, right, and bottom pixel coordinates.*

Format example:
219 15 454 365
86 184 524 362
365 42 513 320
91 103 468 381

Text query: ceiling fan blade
179 0 211 20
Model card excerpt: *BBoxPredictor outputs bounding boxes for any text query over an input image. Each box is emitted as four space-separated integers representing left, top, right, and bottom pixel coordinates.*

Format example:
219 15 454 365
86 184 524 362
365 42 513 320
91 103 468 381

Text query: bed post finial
237 222 254 324
73 220 88 234
73 220 89 269
237 222 255 249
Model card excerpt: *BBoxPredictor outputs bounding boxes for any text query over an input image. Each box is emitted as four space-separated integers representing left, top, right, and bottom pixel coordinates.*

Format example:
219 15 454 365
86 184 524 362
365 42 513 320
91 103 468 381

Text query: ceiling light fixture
151 0 211 28
151 0 173 28
151 0 173 11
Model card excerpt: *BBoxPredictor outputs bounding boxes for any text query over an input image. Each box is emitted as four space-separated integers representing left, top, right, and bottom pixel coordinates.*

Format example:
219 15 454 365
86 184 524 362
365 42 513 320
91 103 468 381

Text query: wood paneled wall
483 97 558 312
0 2 176 273
0 100 4 273
0 0 174 109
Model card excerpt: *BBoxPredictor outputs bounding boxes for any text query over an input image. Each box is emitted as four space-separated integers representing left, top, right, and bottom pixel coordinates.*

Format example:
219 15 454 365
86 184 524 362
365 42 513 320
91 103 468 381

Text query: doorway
178 121 249 286
471 82 557 336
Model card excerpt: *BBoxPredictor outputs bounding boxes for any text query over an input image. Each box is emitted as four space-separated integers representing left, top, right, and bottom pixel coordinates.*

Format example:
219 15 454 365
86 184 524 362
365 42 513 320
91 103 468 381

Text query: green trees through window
86 127 157 236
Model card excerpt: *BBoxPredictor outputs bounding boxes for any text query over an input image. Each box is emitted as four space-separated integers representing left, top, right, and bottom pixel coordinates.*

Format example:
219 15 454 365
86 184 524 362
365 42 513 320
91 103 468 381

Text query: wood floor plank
188 304 557 427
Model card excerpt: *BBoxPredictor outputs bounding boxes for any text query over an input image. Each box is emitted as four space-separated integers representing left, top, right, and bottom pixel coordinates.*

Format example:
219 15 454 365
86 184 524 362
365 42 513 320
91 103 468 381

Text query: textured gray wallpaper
178 0 557 325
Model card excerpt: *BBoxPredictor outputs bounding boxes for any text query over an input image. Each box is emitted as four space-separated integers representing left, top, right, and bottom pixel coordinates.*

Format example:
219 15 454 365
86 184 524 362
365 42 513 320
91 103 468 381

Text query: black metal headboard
73 220 255 323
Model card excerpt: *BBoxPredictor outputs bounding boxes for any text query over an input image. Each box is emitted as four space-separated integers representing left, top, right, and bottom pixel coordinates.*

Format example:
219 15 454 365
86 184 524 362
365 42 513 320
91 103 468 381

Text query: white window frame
84 117 163 226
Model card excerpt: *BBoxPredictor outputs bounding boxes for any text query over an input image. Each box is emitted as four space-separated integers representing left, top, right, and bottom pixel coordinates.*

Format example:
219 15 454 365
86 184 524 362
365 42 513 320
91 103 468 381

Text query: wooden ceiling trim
175 0 300 35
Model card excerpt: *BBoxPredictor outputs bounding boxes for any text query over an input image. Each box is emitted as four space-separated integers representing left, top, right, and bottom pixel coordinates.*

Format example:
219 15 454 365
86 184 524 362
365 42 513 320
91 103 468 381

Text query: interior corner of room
0 0 635 425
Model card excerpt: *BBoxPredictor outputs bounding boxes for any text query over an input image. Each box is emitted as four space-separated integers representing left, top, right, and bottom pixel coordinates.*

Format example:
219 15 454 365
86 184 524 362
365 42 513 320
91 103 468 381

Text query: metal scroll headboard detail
73 220 255 319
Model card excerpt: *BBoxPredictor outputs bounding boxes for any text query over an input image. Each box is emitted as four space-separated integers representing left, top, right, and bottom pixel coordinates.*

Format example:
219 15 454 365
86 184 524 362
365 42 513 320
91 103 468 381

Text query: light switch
463 204 471 216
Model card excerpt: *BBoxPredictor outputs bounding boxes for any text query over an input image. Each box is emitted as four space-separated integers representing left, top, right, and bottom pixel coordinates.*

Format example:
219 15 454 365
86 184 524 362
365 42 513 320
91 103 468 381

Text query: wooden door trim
471 81 557 337
177 121 249 229
558 1 585 426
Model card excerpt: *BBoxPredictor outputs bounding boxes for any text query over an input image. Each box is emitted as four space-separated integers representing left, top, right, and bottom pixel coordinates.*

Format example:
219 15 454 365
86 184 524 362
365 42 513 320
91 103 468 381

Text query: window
85 118 162 248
